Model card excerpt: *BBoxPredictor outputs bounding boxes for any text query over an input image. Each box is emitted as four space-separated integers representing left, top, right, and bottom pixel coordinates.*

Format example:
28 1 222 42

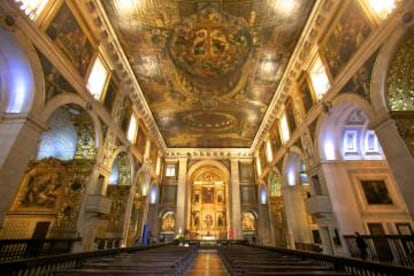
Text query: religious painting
100 1 315 148
360 180 393 205
19 172 62 209
202 187 215 204
161 212 175 233
193 190 201 204
285 98 296 133
37 51 76 101
192 211 200 229
136 121 147 154
203 213 214 229
103 80 117 114
320 1 372 78
216 212 225 228
242 212 256 231
299 76 314 113
46 2 94 77
121 97 133 132
270 120 282 150
216 190 224 204
106 186 130 233
341 51 378 100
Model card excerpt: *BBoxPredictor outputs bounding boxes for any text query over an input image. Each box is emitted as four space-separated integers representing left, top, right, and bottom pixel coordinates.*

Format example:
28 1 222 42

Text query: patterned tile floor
185 249 229 276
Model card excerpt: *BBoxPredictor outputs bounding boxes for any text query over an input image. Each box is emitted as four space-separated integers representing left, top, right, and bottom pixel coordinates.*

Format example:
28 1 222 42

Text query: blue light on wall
150 185 158 204
260 184 267 204
108 160 119 185
37 108 77 160
0 29 33 113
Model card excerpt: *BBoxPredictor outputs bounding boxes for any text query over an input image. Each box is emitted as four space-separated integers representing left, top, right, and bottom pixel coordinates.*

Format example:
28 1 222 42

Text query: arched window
150 184 158 204
259 184 267 204
341 109 384 160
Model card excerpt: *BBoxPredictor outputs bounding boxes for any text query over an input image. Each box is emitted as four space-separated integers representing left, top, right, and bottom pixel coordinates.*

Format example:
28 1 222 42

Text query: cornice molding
88 0 167 153
251 0 337 153
165 148 252 160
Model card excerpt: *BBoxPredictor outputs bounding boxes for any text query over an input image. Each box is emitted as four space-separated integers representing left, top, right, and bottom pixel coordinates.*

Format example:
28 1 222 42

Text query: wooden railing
0 244 168 276
94 237 122 250
0 239 80 262
343 235 414 267
250 244 414 276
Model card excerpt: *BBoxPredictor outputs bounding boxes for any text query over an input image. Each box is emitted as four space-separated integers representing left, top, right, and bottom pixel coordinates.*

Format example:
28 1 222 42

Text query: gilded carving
8 158 92 237
105 185 131 234
386 35 414 111
392 112 414 158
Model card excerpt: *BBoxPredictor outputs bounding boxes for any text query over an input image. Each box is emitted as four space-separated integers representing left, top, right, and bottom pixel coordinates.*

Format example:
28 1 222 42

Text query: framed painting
45 1 95 77
360 180 393 205
320 1 372 79
202 187 215 204
12 168 64 214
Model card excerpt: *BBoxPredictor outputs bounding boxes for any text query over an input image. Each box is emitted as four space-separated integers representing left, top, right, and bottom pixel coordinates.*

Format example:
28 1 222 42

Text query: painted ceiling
101 0 315 148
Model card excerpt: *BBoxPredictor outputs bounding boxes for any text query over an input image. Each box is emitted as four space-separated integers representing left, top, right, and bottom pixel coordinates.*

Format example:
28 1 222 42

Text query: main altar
189 170 229 241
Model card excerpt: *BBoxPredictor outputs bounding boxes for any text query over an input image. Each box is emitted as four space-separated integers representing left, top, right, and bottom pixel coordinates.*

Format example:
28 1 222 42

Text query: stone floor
185 249 229 276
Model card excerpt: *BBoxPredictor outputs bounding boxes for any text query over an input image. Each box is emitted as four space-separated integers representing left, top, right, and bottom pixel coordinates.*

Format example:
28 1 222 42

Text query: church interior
0 0 414 274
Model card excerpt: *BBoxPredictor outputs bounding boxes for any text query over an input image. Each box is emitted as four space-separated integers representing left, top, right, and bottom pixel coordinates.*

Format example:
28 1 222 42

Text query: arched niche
37 104 97 161
241 210 257 238
159 210 176 233
40 93 103 148
283 149 309 187
108 151 133 186
268 168 282 198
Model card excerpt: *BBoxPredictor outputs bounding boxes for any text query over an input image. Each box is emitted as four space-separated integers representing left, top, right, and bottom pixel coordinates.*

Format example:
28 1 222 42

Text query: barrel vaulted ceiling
101 0 315 148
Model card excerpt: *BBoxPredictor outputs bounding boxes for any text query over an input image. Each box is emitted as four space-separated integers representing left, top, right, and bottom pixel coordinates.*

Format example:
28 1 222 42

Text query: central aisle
185 249 228 276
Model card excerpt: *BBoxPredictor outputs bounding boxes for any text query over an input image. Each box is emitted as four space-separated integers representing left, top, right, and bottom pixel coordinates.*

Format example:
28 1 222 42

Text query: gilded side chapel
0 0 413 260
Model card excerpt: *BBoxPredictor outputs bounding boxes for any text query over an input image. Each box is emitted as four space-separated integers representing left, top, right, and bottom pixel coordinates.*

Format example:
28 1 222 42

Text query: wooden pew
218 245 351 276
55 245 197 276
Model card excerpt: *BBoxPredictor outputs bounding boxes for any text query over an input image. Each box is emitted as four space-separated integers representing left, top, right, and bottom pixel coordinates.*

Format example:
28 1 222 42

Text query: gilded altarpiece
387 33 414 157
1 158 91 239
98 185 131 240
190 171 227 240
268 172 288 247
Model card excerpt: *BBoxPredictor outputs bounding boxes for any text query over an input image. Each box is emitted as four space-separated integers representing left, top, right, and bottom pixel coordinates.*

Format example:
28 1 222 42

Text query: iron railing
0 239 80 262
344 235 414 267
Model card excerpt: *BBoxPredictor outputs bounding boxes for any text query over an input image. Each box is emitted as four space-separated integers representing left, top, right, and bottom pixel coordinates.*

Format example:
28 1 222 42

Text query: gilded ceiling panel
102 0 315 148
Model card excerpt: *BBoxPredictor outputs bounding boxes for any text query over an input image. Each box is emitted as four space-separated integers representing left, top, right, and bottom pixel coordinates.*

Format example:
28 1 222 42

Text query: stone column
75 163 111 252
282 185 312 248
258 203 271 245
372 117 414 220
230 159 242 239
0 116 45 225
175 157 188 233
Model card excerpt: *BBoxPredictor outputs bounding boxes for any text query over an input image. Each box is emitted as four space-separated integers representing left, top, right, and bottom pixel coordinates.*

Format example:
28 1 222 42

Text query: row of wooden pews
218 245 350 276
54 245 197 276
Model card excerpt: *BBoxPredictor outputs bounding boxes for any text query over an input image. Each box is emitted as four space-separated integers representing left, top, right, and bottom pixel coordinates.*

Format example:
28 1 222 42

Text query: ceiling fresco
102 0 315 148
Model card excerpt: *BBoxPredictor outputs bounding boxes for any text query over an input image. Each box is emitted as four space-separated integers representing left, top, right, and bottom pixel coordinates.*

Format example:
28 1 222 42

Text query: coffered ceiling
101 0 315 148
